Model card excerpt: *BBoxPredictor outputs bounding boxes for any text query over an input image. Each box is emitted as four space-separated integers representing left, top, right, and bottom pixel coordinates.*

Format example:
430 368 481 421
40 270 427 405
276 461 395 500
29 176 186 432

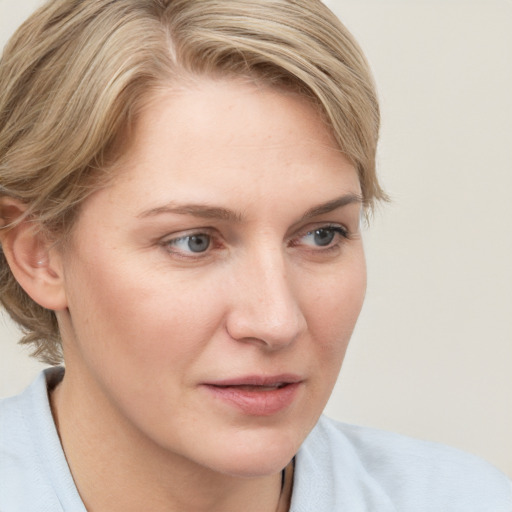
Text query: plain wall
1 0 511 477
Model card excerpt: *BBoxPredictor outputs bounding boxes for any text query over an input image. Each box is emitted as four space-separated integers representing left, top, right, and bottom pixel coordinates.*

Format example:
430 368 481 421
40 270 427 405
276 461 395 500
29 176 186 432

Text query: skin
10 79 367 511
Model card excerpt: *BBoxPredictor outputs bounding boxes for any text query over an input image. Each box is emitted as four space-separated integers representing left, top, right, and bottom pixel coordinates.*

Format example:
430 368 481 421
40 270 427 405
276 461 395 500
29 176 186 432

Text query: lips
220 383 286 391
202 375 303 416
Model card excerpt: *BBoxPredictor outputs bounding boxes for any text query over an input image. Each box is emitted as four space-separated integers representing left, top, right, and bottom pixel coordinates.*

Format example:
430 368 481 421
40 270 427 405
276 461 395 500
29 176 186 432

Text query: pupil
314 229 334 246
188 235 210 252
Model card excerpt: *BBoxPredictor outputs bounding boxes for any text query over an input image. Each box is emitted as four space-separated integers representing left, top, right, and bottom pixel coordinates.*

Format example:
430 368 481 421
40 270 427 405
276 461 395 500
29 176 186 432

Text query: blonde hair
0 0 385 364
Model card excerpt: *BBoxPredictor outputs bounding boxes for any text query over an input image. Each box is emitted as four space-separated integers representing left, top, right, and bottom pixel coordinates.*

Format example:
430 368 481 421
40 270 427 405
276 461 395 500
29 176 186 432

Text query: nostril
225 306 305 350
225 256 306 347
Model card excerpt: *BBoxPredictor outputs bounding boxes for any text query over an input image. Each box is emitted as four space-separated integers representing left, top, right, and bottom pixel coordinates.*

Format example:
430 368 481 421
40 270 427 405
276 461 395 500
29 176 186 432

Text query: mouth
206 374 302 387
201 375 303 416
215 383 289 391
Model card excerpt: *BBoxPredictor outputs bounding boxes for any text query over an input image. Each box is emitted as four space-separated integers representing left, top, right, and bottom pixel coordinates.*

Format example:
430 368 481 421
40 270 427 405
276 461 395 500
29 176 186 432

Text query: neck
50 370 292 512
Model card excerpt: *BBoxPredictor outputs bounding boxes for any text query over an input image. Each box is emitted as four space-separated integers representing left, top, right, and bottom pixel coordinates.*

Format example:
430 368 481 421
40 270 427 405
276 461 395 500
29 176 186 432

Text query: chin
200 426 302 478
214 454 293 479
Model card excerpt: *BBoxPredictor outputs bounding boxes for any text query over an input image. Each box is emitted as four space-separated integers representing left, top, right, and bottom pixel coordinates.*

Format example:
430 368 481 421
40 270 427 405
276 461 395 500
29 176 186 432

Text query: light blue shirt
1 368 511 511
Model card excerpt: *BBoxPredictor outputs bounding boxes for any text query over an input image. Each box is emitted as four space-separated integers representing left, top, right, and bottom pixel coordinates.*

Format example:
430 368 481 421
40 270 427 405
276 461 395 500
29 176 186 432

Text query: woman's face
56 79 366 477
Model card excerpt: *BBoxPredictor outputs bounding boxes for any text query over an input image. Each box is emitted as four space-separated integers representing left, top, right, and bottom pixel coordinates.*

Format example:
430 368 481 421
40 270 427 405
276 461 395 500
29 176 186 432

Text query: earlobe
0 197 67 311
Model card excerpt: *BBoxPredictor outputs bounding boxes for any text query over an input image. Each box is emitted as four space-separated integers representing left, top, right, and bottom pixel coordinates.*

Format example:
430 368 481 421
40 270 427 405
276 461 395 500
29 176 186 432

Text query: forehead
84 78 360 223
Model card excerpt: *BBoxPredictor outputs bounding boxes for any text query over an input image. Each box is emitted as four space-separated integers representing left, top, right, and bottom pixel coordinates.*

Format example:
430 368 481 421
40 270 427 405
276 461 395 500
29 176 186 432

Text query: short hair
0 0 385 364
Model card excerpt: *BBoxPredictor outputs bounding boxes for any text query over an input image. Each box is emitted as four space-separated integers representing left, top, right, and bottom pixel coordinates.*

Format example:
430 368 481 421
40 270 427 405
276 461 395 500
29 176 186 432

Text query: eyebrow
137 203 243 222
137 193 362 222
300 193 363 220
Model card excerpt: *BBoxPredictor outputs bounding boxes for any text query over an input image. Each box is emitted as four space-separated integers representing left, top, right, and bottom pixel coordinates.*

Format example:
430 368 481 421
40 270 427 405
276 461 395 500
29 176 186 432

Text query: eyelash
290 225 349 251
160 224 350 259
160 229 218 259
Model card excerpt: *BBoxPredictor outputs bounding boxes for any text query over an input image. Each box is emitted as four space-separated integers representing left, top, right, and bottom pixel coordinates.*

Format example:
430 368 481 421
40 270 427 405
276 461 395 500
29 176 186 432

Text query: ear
0 197 67 311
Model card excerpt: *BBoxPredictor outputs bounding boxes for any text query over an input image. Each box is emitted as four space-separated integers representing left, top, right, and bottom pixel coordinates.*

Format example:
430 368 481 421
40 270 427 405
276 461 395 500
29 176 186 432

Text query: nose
225 246 307 350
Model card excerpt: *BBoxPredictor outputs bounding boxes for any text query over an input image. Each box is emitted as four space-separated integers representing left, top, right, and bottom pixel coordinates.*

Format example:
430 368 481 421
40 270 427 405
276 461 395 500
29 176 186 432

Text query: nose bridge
226 240 305 348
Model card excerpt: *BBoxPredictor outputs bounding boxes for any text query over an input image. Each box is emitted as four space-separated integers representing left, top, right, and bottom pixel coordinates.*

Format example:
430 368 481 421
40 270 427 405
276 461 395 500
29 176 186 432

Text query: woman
0 1 510 510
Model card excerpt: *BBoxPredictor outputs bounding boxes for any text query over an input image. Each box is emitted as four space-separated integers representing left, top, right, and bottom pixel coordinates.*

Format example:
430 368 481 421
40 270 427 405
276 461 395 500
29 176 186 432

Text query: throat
276 458 295 512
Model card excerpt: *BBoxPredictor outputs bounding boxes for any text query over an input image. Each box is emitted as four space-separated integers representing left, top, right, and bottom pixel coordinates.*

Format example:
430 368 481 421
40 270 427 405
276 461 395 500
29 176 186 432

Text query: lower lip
202 382 301 416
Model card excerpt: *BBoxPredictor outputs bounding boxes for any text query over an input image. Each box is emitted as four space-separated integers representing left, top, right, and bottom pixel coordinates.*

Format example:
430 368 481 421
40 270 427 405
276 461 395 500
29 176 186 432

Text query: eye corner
160 230 218 259
289 223 351 253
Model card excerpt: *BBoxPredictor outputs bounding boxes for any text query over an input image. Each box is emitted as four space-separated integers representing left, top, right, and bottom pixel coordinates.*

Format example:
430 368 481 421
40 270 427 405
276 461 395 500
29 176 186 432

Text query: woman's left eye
296 226 348 249
163 233 212 255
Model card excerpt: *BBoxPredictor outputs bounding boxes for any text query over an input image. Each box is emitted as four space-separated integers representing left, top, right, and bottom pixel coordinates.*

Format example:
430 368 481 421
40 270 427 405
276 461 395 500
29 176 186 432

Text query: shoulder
0 379 44 507
0 368 85 512
291 416 512 512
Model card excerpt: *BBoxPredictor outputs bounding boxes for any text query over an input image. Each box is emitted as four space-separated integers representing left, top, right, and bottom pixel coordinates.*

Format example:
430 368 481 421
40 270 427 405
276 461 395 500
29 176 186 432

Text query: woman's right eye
163 233 212 256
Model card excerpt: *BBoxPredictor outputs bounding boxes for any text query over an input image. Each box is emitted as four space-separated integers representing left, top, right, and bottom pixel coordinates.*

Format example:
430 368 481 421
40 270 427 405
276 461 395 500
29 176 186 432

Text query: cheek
63 249 225 369
61 256 228 427
302 253 366 364
307 253 366 328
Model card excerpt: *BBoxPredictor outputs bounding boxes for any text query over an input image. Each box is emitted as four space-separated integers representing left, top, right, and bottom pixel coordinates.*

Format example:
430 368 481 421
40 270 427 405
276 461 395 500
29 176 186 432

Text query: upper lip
204 374 303 387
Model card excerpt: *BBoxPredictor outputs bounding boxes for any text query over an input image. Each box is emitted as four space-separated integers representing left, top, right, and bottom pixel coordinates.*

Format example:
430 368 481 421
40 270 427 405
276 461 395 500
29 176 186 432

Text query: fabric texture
1 368 511 511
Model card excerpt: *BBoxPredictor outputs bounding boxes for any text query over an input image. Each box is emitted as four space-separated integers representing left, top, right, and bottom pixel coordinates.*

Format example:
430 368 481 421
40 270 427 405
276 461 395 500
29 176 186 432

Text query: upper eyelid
287 208 357 234
159 230 218 258
160 232 218 258
291 225 349 246
160 221 350 238
160 227 217 242
293 222 349 239
159 221 352 248
164 235 209 248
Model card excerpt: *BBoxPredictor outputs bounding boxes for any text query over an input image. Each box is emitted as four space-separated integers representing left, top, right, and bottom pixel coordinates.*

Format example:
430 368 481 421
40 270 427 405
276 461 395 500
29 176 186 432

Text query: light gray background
1 0 511 477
